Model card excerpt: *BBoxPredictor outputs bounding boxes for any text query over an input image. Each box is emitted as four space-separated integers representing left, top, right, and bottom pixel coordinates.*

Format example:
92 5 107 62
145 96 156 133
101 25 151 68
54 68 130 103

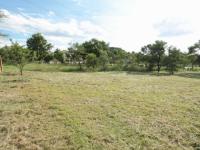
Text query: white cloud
0 9 106 49
1 0 200 52
93 0 200 51
48 11 55 17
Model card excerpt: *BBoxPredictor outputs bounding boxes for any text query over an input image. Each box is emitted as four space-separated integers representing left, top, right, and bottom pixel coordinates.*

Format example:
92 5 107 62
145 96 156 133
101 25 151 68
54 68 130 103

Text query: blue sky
0 0 200 51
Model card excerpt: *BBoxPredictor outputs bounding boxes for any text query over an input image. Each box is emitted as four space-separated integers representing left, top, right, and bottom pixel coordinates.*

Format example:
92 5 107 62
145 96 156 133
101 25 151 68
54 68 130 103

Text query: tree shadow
126 71 170 76
175 72 200 79
1 79 29 83
0 72 18 76
126 71 200 79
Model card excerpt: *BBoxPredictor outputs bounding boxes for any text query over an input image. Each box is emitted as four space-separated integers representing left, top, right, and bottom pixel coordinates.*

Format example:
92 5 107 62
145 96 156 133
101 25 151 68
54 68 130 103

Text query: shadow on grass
0 72 18 76
175 72 200 79
1 79 29 83
25 67 83 73
126 71 170 76
126 71 200 79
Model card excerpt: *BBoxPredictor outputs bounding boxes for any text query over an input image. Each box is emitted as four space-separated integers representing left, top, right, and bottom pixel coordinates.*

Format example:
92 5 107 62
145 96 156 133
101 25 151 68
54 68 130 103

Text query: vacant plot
0 69 200 149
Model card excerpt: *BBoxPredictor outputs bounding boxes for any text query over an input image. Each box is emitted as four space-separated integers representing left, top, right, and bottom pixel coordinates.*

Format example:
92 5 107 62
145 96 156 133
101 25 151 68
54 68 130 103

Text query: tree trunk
157 56 161 73
157 63 161 73
78 61 82 71
192 63 194 71
0 56 3 73
19 65 23 76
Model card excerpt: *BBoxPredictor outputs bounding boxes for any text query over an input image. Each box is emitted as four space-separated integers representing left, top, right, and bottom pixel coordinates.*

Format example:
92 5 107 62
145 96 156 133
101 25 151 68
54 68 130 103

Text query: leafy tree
0 46 11 64
141 45 154 71
86 53 98 69
188 41 200 70
108 47 127 64
165 47 181 74
197 55 200 66
82 39 109 57
54 49 65 63
9 42 30 75
68 43 86 70
141 41 167 73
44 52 54 63
26 33 53 61
179 52 190 68
124 52 139 71
108 47 128 70
98 51 109 71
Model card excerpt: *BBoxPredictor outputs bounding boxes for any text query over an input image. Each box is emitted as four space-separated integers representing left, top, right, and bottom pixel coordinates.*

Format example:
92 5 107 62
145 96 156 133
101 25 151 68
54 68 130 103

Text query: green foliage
165 47 181 74
142 41 167 73
86 53 98 69
68 43 86 70
44 52 54 63
54 49 65 63
9 42 30 75
82 38 109 57
188 40 200 69
98 51 109 71
1 32 200 73
0 46 11 63
27 33 53 61
108 47 128 65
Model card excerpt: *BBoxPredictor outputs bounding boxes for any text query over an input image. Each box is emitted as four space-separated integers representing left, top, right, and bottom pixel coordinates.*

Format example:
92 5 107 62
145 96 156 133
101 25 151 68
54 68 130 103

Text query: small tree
141 41 167 73
188 40 200 70
44 52 54 63
0 55 3 73
54 49 65 63
86 53 98 69
165 47 181 75
10 43 30 75
68 43 86 70
98 51 109 71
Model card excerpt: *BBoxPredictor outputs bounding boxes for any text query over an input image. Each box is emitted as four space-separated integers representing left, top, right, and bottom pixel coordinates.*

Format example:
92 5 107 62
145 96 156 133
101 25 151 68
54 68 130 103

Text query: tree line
0 33 200 75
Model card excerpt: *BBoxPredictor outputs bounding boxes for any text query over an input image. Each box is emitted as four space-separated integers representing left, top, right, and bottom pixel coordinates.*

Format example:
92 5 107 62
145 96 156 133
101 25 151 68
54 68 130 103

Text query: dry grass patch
0 71 200 149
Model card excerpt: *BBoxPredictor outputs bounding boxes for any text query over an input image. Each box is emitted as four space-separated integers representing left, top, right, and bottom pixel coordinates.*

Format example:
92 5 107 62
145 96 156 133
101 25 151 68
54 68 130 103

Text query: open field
0 66 200 150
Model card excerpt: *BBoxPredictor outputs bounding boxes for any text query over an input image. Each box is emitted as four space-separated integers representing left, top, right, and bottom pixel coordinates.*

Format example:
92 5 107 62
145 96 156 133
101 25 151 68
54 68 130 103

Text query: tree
9 43 30 75
44 52 54 63
54 49 65 63
68 43 86 70
98 51 109 71
124 52 138 71
188 41 200 70
82 39 109 57
26 33 53 61
141 45 154 71
86 53 98 69
141 41 167 73
165 47 181 74
108 47 128 70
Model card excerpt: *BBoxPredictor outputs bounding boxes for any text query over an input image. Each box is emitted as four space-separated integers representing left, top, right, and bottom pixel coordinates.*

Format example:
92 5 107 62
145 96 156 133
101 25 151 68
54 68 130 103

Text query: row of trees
0 33 200 75
0 10 200 75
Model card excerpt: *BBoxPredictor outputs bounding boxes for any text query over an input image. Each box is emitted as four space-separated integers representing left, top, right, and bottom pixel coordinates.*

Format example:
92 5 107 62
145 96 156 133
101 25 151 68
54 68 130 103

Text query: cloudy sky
0 0 200 52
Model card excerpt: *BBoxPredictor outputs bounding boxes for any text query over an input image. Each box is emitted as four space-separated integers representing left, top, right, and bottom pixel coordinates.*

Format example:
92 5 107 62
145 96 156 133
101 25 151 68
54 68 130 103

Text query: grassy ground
0 66 200 150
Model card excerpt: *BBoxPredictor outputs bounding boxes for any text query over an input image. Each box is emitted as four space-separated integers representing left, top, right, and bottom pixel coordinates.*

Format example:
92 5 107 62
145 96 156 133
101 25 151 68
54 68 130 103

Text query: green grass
24 63 81 72
0 66 200 150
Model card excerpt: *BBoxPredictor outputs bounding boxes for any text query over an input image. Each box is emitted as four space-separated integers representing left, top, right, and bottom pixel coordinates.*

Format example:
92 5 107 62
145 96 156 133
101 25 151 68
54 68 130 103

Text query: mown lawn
0 67 200 150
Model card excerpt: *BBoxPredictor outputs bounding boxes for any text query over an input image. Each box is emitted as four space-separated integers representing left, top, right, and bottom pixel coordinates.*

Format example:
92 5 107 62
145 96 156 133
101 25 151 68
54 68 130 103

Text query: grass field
0 66 200 150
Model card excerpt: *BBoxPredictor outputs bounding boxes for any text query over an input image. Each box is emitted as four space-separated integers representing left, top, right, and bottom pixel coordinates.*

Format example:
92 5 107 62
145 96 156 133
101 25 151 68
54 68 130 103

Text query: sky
0 0 200 52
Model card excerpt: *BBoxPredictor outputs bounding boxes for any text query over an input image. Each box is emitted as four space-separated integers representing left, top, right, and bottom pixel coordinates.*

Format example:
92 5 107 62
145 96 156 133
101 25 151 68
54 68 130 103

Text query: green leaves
26 33 53 61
